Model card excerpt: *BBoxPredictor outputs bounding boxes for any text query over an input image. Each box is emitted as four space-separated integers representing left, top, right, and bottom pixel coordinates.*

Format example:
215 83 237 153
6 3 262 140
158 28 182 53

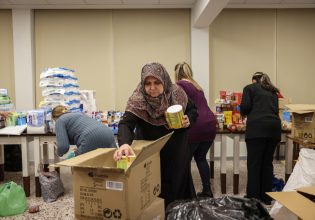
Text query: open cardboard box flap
52 132 172 174
285 104 315 113
126 132 172 173
297 185 315 195
267 185 315 220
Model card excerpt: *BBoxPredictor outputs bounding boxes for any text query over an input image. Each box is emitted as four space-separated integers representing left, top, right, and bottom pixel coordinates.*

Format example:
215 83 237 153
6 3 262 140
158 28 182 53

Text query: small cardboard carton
285 104 315 143
55 133 172 220
268 185 315 220
138 197 165 220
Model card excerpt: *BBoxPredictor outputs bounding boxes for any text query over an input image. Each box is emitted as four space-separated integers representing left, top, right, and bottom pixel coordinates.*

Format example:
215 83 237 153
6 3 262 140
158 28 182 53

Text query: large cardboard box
138 197 165 220
286 104 315 143
55 133 172 220
268 186 315 220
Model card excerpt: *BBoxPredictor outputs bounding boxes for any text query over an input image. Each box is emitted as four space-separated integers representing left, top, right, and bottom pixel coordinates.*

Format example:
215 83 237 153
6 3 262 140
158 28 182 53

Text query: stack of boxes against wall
215 91 245 132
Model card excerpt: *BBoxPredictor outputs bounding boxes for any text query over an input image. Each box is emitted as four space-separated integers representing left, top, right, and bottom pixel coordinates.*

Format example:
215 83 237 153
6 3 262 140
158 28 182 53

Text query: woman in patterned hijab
114 62 198 209
126 62 188 126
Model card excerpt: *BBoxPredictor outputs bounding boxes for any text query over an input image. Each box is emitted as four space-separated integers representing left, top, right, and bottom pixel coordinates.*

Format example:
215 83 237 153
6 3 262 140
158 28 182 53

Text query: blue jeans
190 141 213 186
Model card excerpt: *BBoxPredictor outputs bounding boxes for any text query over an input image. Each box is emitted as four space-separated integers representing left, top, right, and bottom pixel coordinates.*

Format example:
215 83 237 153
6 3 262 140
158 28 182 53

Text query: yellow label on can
165 105 184 129
116 155 136 171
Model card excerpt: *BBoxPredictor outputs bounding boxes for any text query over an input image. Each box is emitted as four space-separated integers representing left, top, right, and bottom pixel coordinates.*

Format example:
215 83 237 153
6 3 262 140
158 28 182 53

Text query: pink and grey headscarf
126 62 188 126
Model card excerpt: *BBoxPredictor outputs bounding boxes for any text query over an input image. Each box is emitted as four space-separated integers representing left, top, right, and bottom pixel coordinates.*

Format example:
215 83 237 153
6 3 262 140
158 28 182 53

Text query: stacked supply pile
0 89 14 112
215 90 246 131
278 98 292 130
27 110 47 134
80 90 96 116
103 110 124 135
39 67 80 112
6 112 27 127
90 110 124 135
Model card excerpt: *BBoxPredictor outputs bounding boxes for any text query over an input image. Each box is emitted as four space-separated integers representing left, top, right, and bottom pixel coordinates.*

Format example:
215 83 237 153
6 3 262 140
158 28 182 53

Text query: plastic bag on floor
0 181 27 217
39 170 64 203
166 196 272 220
270 148 315 220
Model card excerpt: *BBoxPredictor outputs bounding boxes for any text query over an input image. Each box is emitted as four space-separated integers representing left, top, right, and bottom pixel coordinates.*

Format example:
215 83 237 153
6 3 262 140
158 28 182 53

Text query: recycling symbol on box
113 209 122 219
103 208 112 218
103 208 122 219
153 184 160 195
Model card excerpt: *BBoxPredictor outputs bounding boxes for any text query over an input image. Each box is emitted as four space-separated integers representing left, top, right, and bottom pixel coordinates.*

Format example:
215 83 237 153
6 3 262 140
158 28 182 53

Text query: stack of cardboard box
55 133 172 220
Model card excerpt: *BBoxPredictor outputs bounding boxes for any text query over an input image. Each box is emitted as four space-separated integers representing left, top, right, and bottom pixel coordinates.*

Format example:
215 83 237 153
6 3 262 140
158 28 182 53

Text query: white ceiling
227 0 315 8
0 0 197 9
0 0 315 9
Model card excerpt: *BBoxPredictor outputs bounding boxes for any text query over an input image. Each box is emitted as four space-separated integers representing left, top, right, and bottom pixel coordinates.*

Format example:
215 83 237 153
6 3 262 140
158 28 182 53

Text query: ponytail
252 72 279 93
174 62 203 91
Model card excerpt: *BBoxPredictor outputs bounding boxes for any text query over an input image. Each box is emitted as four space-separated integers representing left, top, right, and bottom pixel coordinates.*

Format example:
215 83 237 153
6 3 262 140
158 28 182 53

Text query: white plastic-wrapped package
40 67 75 79
39 67 80 112
80 90 96 116
270 148 315 220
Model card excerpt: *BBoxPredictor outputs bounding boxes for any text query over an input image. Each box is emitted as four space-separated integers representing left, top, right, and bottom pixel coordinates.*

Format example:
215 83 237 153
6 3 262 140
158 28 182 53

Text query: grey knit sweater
55 112 116 156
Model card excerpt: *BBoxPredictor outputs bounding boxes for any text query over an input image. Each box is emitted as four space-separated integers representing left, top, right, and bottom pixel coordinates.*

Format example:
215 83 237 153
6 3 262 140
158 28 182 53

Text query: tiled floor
0 159 285 219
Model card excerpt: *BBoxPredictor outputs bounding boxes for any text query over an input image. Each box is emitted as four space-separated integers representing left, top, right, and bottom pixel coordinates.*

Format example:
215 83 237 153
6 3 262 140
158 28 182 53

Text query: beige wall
35 9 191 111
0 10 15 102
277 9 315 104
209 9 276 106
35 10 115 110
209 9 315 106
113 9 191 110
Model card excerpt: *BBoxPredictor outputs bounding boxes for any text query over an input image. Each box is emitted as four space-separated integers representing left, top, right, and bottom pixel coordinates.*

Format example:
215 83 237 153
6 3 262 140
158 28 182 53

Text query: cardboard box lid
126 132 172 173
53 132 172 174
267 188 315 220
285 104 315 114
297 185 315 196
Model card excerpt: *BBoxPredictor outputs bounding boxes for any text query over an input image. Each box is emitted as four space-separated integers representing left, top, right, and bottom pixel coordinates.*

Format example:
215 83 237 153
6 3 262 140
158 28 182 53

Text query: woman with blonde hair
175 62 217 197
52 105 116 157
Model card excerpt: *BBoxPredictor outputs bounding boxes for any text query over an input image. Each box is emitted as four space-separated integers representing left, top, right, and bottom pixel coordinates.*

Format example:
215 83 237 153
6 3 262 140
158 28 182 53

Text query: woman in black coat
113 62 198 208
240 72 281 205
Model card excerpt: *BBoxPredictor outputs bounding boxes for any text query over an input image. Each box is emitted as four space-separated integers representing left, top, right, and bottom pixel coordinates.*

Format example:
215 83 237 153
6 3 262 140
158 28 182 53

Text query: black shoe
197 189 213 198
262 199 272 205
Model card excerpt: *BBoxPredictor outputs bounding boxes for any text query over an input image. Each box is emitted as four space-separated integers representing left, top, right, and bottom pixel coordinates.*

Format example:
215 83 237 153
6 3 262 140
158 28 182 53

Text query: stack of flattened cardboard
286 104 315 143
268 185 315 220
55 133 172 220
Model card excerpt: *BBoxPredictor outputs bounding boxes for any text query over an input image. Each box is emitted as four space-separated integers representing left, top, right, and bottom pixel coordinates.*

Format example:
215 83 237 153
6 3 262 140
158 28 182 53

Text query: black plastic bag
166 196 272 220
